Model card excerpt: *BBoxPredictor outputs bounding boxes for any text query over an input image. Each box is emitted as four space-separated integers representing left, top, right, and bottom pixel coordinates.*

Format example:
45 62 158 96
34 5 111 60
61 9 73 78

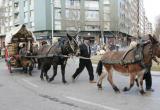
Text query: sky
143 0 160 27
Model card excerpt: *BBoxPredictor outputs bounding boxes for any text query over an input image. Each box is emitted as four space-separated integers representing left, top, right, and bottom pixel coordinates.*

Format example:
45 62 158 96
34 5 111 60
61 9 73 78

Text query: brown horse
96 35 160 94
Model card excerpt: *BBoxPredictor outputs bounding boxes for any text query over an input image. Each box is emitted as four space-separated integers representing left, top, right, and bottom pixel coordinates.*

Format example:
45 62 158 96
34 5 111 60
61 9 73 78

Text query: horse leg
28 61 33 76
107 69 120 93
135 75 139 87
97 71 107 89
40 69 44 80
139 73 145 95
61 64 67 84
123 73 135 92
49 65 58 82
37 59 41 70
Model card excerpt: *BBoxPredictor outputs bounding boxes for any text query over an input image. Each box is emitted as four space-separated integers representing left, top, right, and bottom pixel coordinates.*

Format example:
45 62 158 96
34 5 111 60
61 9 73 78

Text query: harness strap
120 48 134 64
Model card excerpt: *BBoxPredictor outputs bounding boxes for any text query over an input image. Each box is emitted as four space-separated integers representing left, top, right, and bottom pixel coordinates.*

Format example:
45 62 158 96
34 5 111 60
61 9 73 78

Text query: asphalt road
0 58 160 110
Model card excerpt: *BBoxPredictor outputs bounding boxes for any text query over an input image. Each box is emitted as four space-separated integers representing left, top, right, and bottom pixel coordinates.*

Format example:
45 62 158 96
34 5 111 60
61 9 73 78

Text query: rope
20 54 92 60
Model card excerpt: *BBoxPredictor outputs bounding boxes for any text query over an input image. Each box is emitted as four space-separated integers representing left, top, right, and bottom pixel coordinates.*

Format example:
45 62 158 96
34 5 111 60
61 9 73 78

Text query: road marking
22 79 39 88
65 96 120 110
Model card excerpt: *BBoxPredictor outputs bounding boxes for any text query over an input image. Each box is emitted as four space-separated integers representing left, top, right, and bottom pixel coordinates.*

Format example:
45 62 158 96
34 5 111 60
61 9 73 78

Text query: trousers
72 59 94 81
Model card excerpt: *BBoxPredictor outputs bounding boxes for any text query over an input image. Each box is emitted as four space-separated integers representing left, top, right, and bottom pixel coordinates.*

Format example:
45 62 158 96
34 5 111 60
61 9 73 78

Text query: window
30 22 35 27
14 2 19 8
55 21 61 30
24 0 27 7
30 10 34 18
85 11 99 21
104 0 110 5
104 13 110 21
66 0 80 8
104 22 110 30
85 1 99 10
24 12 28 19
14 13 19 19
55 9 61 20
85 25 100 31
55 0 61 7
66 9 80 20
104 6 110 13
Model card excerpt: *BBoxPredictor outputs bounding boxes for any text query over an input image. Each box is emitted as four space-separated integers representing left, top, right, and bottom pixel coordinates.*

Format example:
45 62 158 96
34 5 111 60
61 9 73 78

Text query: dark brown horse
96 35 160 94
37 34 79 83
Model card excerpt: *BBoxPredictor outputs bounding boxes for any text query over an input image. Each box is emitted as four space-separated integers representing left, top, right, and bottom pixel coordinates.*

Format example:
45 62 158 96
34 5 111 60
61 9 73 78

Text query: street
0 58 160 110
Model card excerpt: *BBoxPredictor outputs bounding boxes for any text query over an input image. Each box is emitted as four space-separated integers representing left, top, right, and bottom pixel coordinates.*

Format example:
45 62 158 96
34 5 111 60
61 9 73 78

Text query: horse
96 35 160 94
37 33 79 83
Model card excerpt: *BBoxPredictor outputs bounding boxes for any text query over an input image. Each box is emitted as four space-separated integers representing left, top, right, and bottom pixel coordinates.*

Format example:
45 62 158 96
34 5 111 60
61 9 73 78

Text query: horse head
149 34 160 58
61 33 79 55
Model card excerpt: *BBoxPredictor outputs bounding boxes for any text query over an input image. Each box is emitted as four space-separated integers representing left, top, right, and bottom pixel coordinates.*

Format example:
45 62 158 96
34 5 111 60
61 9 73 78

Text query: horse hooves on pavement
123 87 129 92
29 73 32 76
48 78 53 82
140 90 146 95
97 83 102 90
63 81 67 84
113 86 120 93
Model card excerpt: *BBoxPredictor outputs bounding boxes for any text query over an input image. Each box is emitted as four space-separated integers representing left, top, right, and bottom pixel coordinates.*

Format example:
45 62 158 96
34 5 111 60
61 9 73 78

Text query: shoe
90 80 96 83
146 88 154 92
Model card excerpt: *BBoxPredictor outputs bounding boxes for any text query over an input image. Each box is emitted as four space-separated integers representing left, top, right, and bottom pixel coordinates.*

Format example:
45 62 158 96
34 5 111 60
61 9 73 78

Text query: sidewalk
151 71 160 76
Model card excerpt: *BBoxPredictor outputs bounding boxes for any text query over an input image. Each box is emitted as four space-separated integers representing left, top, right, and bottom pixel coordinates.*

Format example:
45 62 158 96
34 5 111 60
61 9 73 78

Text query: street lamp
51 0 54 44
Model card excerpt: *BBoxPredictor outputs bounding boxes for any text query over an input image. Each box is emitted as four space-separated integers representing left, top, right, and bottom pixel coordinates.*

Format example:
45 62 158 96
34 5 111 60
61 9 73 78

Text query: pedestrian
143 56 159 92
72 38 96 83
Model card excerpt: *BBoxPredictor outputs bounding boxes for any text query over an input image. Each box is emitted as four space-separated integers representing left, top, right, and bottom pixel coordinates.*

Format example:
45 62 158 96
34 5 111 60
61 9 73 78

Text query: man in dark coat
143 56 159 92
72 39 96 83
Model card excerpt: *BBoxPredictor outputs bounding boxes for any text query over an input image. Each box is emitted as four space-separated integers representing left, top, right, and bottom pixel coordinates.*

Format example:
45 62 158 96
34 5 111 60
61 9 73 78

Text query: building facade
0 0 152 46
1 0 51 42
144 17 153 35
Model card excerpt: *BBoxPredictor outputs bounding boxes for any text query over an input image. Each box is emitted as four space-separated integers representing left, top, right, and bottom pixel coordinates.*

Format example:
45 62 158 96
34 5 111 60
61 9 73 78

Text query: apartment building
0 0 152 45
1 0 51 41
0 0 6 47
144 17 153 35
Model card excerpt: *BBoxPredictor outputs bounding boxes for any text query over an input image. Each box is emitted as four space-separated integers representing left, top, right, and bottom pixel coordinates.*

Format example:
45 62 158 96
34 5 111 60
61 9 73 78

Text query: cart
5 24 36 73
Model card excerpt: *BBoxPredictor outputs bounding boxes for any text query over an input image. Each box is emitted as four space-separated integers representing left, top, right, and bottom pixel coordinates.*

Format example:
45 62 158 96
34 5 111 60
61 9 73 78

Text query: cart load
5 24 36 73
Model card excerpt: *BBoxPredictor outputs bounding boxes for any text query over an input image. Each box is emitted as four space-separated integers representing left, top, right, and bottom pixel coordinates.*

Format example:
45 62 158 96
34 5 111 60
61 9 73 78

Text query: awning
5 24 36 46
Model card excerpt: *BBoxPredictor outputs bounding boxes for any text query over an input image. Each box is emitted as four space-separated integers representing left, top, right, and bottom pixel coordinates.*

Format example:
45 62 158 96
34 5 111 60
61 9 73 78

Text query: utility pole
51 0 54 44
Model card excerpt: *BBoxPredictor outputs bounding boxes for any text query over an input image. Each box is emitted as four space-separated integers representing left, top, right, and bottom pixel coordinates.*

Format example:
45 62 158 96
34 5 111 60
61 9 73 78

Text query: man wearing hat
72 38 96 83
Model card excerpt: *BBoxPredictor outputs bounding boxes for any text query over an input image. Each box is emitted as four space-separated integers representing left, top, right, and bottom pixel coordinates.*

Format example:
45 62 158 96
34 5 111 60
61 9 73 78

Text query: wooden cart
5 24 36 73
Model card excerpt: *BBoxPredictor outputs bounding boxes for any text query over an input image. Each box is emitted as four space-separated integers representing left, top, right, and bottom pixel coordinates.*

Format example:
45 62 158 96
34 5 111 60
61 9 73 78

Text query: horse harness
102 40 153 69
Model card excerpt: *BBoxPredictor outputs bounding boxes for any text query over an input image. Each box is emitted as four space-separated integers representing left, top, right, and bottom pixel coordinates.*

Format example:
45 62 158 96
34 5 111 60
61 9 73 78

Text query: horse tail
96 60 103 76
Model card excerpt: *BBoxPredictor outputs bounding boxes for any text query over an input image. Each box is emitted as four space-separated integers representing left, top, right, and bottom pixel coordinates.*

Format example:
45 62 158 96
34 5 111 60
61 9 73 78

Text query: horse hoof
48 78 53 82
113 86 120 93
29 73 32 76
123 87 128 92
140 90 146 95
97 83 102 89
63 81 67 84
41 78 44 81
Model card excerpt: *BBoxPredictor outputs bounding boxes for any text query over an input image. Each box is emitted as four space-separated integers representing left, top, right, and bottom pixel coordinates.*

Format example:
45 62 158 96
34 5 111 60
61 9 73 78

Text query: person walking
143 56 159 92
72 39 96 83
